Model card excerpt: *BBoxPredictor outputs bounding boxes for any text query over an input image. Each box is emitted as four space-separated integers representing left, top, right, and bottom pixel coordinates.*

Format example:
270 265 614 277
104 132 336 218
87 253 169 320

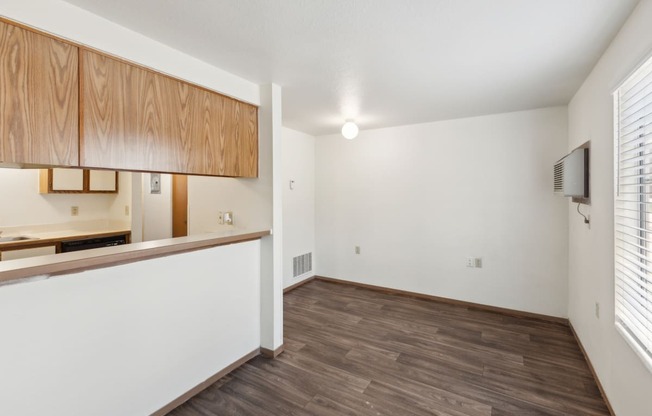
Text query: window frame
613 53 652 374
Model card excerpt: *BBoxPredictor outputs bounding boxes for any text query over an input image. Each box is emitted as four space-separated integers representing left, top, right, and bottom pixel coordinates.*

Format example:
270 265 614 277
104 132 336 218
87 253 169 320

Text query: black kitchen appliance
60 234 128 253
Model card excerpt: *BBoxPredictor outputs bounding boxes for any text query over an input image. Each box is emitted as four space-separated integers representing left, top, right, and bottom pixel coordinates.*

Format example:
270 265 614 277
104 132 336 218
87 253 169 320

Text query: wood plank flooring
168 280 609 416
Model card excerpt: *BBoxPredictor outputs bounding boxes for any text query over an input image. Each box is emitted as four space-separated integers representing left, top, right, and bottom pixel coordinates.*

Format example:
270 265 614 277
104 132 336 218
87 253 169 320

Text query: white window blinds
615 54 652 372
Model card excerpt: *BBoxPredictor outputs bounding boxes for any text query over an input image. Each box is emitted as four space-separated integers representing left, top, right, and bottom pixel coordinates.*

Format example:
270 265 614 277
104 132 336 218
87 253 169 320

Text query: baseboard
260 344 285 358
284 275 315 293
151 348 260 416
569 322 615 416
315 276 568 325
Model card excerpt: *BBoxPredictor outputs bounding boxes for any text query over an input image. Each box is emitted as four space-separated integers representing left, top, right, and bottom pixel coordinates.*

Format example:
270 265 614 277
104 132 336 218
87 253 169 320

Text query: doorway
172 174 188 237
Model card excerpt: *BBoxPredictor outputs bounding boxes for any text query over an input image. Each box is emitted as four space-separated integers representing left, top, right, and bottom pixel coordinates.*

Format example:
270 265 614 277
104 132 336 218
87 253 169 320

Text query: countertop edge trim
0 230 270 284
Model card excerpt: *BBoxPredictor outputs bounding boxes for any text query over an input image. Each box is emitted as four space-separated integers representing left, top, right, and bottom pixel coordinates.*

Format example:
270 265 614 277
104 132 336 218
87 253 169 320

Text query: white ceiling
65 0 639 136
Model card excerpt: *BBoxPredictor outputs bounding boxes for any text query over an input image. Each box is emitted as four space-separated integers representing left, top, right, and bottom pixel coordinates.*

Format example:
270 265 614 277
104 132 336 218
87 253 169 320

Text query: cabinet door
81 50 200 173
200 89 231 176
40 168 81 193
88 170 118 192
39 168 118 193
196 92 258 177
1 245 57 261
0 21 78 166
80 50 258 177
236 101 258 178
51 168 84 191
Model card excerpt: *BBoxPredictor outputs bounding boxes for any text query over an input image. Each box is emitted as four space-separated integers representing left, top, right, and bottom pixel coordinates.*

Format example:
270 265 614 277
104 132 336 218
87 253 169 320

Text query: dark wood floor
169 280 609 415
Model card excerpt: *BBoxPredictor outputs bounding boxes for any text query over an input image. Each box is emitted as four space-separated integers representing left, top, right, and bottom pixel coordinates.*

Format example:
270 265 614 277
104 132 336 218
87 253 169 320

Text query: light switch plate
150 173 161 194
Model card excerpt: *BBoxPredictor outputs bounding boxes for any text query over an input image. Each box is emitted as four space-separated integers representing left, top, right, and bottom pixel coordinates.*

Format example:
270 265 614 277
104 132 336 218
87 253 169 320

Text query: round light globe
341 121 359 140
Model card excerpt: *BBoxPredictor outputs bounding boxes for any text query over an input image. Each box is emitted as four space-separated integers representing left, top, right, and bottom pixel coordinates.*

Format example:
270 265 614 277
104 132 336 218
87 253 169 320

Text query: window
614 54 652 372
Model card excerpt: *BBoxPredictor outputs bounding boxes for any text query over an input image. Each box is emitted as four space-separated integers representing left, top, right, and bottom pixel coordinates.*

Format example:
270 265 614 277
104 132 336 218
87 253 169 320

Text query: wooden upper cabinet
237 101 259 177
0 21 79 166
80 50 178 173
80 50 258 177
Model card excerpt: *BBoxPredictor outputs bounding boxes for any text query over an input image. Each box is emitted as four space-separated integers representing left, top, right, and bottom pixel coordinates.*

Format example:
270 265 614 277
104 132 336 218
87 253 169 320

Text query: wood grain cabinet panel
239 102 258 177
80 50 258 177
219 96 238 176
170 82 203 174
81 50 175 172
222 100 258 177
0 21 78 166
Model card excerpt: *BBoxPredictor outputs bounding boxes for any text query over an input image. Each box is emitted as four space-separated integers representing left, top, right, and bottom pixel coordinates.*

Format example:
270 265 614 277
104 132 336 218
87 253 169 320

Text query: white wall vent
553 160 564 194
293 252 312 277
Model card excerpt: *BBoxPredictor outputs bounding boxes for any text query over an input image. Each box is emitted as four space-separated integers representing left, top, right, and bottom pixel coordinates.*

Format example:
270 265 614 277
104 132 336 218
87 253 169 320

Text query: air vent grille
293 252 312 277
554 160 564 194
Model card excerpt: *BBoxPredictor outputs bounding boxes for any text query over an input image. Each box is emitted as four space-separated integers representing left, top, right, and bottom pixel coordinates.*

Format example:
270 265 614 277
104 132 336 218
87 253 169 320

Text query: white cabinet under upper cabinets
39 168 118 194
89 169 118 191
51 168 84 192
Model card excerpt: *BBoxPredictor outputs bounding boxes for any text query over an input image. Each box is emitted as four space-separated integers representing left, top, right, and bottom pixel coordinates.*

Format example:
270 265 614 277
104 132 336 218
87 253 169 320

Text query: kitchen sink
0 236 36 242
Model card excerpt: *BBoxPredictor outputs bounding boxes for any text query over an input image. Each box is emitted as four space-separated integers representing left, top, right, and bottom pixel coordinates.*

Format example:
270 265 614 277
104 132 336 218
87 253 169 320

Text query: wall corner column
259 83 283 352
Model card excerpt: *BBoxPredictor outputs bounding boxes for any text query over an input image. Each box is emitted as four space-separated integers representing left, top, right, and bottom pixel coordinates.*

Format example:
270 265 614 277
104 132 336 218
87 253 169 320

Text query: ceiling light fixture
341 120 359 140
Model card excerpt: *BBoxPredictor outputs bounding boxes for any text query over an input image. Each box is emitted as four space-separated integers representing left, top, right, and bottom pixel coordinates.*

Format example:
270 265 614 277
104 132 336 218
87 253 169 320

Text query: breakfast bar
0 228 270 284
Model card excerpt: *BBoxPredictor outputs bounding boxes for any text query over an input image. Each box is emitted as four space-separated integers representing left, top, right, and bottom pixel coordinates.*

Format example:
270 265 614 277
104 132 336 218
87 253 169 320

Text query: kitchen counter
0 228 131 250
0 220 130 243
0 228 271 284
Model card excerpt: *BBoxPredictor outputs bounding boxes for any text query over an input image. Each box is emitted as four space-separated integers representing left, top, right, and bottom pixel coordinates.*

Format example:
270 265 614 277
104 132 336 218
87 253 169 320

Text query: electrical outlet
217 211 224 225
124 205 130 216
223 211 233 225
587 215 591 230
355 246 361 255
595 302 600 319
466 257 475 268
71 206 79 216
475 258 483 268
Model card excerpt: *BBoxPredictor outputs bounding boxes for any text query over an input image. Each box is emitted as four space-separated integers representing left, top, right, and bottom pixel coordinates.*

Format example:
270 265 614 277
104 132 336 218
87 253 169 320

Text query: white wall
282 127 316 288
187 176 245 234
0 240 261 416
567 1 652 415
187 173 273 234
142 173 172 241
109 171 131 224
0 168 121 227
316 107 569 317
187 175 272 235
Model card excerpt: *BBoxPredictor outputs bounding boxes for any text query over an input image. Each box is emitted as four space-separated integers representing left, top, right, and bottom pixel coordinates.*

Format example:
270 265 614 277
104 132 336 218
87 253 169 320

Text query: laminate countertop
0 227 271 285
0 227 131 249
